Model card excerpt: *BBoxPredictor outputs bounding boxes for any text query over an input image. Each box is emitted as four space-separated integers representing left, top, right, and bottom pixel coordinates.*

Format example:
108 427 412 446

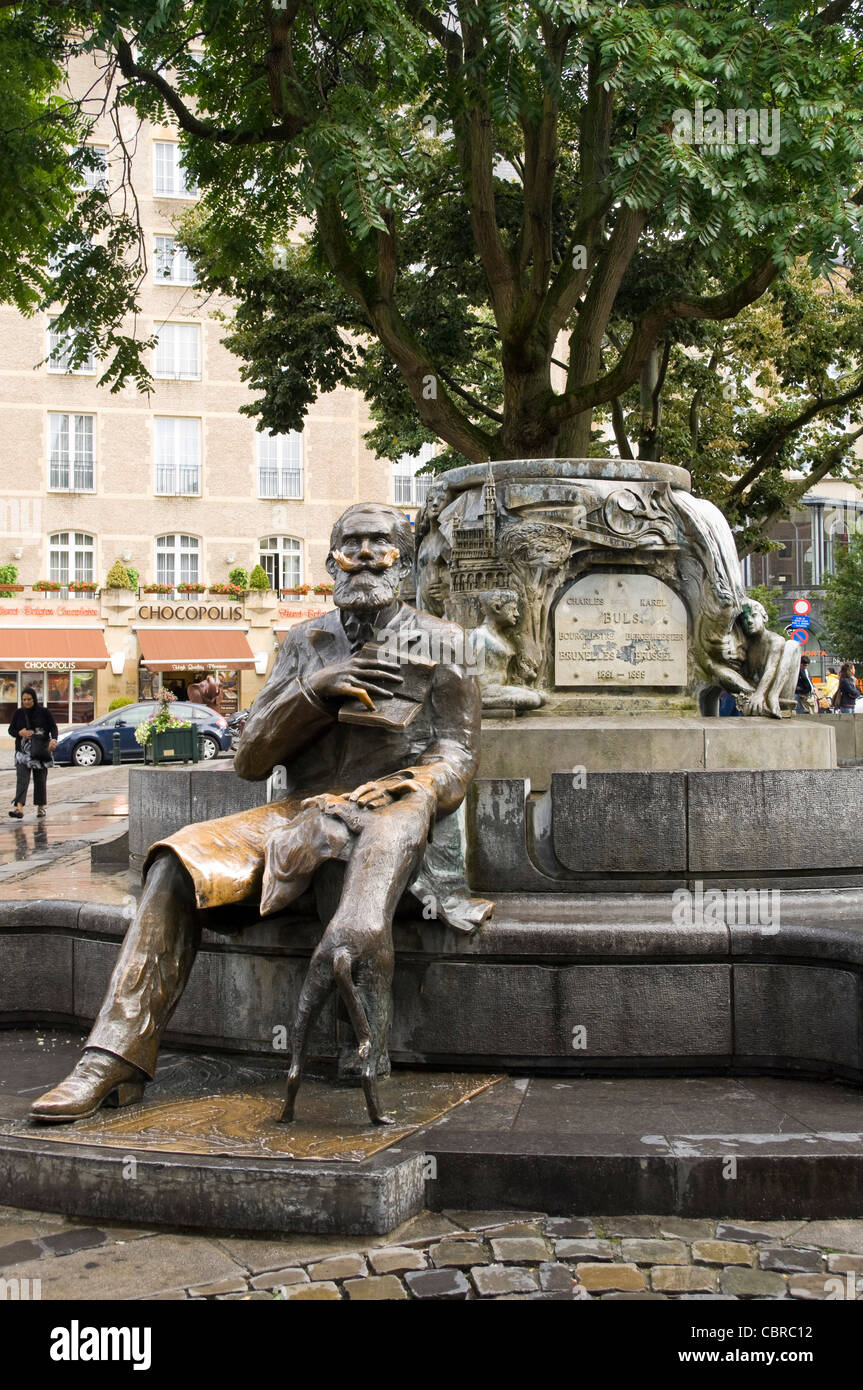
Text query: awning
137 628 256 671
0 627 109 670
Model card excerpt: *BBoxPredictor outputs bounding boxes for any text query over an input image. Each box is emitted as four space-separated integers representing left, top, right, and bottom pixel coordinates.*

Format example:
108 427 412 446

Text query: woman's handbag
27 730 51 763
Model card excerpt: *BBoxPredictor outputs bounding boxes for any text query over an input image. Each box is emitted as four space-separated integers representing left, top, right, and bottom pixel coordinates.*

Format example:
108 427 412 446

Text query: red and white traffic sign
791 629 809 644
792 598 811 616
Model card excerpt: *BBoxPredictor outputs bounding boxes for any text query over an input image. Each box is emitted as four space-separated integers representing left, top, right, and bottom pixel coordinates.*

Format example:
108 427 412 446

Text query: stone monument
415 458 802 718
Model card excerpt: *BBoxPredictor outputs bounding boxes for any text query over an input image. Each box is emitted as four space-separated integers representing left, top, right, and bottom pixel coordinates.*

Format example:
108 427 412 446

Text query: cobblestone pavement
3 1204 863 1301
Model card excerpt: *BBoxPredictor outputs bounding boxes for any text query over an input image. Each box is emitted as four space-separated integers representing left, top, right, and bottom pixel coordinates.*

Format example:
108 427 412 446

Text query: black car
53 702 232 767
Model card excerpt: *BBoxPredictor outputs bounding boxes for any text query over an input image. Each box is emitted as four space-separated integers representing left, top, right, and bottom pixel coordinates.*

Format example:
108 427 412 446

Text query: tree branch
611 395 633 459
316 196 494 460
737 422 863 552
728 377 863 504
451 1 518 330
541 51 614 342
114 36 307 145
547 252 781 427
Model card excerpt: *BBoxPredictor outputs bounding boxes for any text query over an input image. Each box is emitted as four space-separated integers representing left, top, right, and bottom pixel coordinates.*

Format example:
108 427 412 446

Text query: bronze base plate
18 1069 503 1163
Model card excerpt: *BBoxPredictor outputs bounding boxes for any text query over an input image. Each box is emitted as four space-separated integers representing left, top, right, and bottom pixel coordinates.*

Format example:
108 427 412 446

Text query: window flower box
208 583 247 597
0 584 25 595
281 585 311 596
68 581 99 592
313 584 334 595
142 584 174 595
33 580 63 592
177 583 206 594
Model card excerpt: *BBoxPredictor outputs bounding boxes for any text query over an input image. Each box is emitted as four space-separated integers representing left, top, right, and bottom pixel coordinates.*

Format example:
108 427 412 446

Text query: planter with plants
177 583 206 594
142 583 174 595
33 580 62 592
208 582 246 597
104 561 138 598
281 584 311 596
68 581 99 592
0 563 20 598
135 691 198 765
248 564 272 592
313 583 334 596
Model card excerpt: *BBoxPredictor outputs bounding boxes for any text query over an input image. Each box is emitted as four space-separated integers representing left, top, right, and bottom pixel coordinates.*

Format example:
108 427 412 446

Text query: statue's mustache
331 547 400 574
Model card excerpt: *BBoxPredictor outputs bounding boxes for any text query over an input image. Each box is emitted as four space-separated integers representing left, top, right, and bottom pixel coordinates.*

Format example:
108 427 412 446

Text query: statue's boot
29 1048 146 1124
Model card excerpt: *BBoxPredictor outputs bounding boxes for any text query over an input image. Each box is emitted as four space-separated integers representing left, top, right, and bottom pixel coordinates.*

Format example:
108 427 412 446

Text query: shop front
136 627 257 717
0 627 109 726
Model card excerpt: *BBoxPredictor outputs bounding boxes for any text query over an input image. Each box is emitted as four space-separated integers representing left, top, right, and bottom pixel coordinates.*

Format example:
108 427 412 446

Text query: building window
259 536 302 590
154 417 201 496
154 236 197 285
77 145 108 191
393 443 436 506
48 413 95 491
47 240 92 279
49 531 95 585
257 431 303 499
154 323 201 380
46 319 95 375
153 141 198 198
156 534 200 588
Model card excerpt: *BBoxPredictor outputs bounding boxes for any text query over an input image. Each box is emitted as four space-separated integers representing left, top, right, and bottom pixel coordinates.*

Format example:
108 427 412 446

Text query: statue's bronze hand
349 772 437 814
307 656 403 710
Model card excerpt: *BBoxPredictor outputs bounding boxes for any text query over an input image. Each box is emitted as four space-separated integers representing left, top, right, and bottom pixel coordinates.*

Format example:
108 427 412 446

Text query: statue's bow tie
341 613 379 654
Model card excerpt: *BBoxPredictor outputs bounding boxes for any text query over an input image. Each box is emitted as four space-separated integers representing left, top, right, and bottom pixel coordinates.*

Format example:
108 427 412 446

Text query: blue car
53 701 232 768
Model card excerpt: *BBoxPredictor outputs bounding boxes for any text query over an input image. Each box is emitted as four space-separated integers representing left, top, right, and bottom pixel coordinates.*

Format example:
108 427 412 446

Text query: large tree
3 1 863 473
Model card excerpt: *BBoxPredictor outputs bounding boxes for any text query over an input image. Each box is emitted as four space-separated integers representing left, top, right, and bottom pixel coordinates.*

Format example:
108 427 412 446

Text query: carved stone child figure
470 590 545 712
705 598 801 719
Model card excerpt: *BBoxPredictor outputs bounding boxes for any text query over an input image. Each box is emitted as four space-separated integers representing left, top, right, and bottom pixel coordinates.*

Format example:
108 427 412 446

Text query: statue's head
425 481 451 520
480 588 520 629
326 504 415 613
740 598 767 635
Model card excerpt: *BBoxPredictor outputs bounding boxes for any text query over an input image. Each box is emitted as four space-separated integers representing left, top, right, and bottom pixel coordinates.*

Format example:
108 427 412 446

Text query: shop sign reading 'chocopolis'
136 604 244 622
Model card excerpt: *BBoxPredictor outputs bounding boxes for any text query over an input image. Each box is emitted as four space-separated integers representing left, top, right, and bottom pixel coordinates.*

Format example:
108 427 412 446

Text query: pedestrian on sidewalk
833 662 860 714
795 655 818 715
7 686 58 818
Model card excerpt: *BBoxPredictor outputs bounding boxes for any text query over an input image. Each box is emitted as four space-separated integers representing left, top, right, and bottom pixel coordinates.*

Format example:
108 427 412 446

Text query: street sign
792 598 811 616
791 615 810 629
791 629 809 644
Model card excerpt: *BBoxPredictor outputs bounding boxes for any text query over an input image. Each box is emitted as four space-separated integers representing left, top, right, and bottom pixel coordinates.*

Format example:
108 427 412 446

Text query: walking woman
834 662 860 714
7 686 58 818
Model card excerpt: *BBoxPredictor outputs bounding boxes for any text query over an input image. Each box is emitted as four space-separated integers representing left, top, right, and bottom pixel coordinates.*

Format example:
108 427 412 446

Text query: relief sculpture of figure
31 504 492 1128
414 481 453 617
470 590 545 712
700 598 801 719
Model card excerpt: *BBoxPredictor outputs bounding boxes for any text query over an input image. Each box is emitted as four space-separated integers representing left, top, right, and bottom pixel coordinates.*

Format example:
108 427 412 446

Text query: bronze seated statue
31 504 491 1127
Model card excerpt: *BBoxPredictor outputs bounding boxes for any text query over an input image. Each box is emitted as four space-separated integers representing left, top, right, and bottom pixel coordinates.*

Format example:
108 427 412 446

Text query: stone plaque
555 574 688 687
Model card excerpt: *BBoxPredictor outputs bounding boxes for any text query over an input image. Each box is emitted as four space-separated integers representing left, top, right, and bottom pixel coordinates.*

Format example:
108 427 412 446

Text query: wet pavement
0 848 138 902
0 763 132 898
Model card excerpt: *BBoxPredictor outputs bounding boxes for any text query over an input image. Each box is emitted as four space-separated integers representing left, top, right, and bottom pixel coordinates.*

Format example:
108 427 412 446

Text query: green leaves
2 0 863 472
822 531 863 663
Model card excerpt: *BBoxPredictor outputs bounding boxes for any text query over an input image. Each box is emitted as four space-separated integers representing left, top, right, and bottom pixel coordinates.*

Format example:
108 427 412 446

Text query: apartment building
0 57 432 727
